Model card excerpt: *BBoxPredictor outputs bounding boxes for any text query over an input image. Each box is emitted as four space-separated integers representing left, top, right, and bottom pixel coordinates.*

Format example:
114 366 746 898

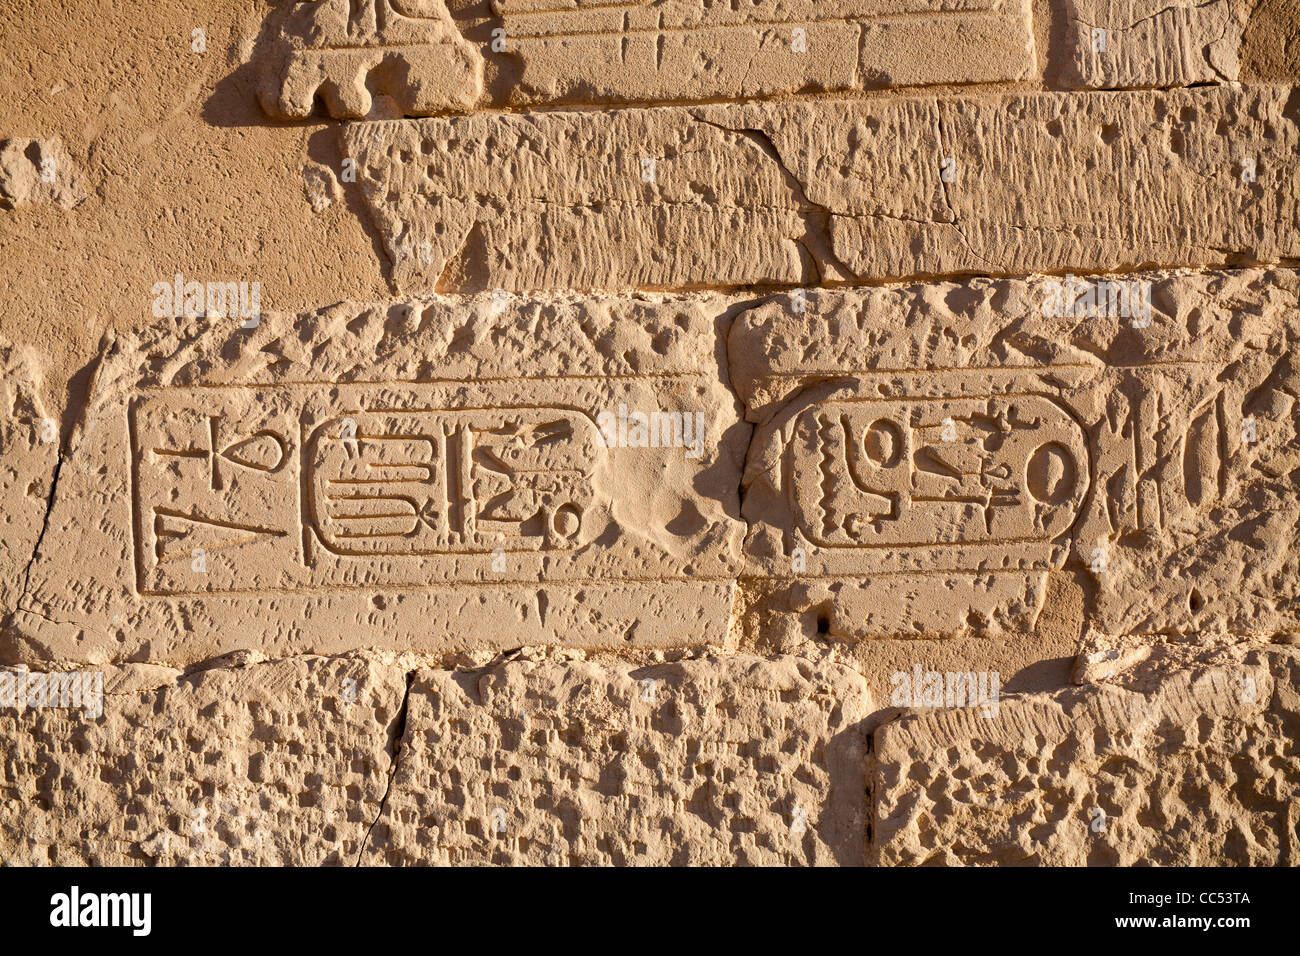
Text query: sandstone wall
1 0 1298 866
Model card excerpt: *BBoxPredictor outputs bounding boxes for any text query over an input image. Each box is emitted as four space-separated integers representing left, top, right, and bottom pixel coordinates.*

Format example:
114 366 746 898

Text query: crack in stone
1072 0 1228 35
715 293 776 589
12 451 64 625
11 604 67 629
689 116 863 283
355 668 415 866
1072 0 1240 85
933 111 998 270
1202 9 1239 82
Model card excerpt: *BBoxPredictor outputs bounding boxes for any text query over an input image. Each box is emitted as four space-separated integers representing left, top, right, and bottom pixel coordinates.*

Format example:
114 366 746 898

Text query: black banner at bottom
0 865 1289 943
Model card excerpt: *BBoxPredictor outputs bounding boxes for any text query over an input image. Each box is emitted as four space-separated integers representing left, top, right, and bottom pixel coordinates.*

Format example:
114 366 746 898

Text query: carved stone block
8 297 745 664
730 270 1300 641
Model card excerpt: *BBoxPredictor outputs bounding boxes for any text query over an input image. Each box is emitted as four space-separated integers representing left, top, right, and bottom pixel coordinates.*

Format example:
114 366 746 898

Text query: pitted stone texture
730 270 1300 642
0 654 406 866
873 641 1300 865
0 339 58 620
361 652 870 865
0 139 88 211
1062 0 1243 88
826 86 1297 280
258 0 484 120
344 110 814 292
344 87 1299 293
8 296 745 665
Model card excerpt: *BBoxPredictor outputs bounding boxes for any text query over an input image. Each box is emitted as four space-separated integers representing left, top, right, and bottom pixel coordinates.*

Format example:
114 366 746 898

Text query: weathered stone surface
1061 0 1243 88
302 161 343 213
873 639 1300 865
6 296 746 665
258 0 1034 118
827 87 1298 281
362 651 871 865
0 139 88 211
0 340 58 620
730 270 1300 642
0 653 406 865
494 0 1036 105
344 87 1299 292
343 109 813 292
1241 0 1300 80
5 0 1300 874
257 0 484 119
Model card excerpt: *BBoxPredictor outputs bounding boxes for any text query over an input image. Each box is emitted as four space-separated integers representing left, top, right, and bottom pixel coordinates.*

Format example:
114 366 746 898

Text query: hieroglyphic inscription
732 276 1300 639
11 299 747 663
129 383 701 594
258 0 1033 119
791 393 1088 553
131 389 297 594
770 369 1226 575
306 409 596 556
493 0 1035 104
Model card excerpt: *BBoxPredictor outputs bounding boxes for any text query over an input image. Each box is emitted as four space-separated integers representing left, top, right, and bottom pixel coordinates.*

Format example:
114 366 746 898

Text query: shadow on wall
205 0 507 126
202 2 296 128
